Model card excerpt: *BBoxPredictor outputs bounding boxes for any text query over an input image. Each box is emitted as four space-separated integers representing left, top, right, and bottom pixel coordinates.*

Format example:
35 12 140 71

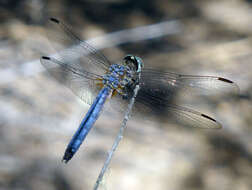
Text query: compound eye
123 55 138 69
124 55 135 62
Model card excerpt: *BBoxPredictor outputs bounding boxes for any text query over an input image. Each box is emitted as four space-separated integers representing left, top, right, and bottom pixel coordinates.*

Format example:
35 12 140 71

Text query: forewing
46 18 111 77
41 18 115 104
141 69 239 97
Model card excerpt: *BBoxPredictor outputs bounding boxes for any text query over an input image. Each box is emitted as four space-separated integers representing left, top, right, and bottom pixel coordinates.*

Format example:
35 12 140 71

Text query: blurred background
0 0 251 190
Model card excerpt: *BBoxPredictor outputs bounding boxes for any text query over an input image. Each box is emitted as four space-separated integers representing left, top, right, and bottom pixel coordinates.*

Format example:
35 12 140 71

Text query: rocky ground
0 0 251 190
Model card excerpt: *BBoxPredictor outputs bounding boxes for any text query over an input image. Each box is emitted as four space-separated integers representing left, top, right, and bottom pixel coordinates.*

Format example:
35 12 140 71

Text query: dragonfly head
123 55 144 73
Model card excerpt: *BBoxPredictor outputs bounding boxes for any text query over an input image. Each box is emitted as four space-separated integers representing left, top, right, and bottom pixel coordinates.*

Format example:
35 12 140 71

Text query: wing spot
201 114 216 122
42 56 50 60
218 77 233 84
50 17 60 23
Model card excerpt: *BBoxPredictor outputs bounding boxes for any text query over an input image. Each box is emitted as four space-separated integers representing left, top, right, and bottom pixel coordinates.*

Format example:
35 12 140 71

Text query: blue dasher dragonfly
41 18 239 163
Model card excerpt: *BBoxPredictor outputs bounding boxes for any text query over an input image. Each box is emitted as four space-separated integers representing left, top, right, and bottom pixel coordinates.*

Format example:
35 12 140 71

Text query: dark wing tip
201 114 222 129
201 113 216 122
218 77 234 84
41 56 51 60
201 113 222 129
50 17 60 24
218 77 240 94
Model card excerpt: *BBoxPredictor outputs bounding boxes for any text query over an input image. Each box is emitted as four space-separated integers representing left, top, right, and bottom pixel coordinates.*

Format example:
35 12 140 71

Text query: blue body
62 87 111 163
61 62 139 163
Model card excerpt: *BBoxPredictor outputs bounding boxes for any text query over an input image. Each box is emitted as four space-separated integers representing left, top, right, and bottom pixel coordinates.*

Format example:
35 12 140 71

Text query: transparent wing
141 68 240 97
107 69 240 129
48 18 112 73
41 18 114 104
165 104 222 129
134 87 222 129
106 82 222 129
133 69 239 128
40 56 103 105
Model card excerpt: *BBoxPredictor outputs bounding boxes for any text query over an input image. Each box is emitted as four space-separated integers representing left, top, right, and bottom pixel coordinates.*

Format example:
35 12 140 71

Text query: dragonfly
41 18 239 163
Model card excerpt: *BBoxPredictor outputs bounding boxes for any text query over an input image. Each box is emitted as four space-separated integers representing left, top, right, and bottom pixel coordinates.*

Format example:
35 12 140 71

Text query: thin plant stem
93 75 141 190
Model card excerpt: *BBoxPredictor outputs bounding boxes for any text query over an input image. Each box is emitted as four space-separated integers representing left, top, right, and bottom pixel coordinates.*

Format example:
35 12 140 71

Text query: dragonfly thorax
102 63 136 95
